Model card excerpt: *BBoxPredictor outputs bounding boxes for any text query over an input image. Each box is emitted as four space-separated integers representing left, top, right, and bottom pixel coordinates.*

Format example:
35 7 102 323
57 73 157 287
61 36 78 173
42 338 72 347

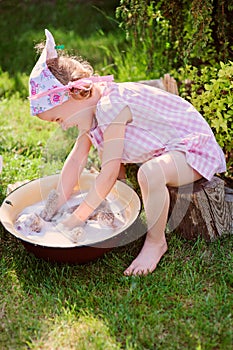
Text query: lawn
0 1 233 349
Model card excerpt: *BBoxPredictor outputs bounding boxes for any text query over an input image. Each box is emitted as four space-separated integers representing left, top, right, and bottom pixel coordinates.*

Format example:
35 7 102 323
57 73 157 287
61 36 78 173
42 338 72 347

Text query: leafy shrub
0 70 14 98
116 0 233 70
115 1 172 77
0 69 28 99
173 61 233 176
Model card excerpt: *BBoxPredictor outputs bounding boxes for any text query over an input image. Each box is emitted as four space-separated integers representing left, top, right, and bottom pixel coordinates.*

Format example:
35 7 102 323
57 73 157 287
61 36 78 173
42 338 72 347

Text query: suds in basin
14 191 126 247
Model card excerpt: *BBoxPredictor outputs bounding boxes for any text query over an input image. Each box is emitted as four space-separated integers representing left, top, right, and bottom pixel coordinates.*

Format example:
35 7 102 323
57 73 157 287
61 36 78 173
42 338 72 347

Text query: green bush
0 1 121 75
174 61 233 176
115 1 172 77
0 69 28 99
116 0 233 69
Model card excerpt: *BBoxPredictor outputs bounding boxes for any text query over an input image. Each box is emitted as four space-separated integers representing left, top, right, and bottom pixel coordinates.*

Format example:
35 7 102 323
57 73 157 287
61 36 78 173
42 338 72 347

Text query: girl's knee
138 152 203 189
137 161 166 190
137 166 147 188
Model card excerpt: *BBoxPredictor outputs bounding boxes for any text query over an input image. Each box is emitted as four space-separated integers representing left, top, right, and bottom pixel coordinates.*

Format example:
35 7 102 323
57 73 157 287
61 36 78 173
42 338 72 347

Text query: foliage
116 0 233 72
115 0 172 77
173 61 233 175
0 69 28 100
0 0 121 76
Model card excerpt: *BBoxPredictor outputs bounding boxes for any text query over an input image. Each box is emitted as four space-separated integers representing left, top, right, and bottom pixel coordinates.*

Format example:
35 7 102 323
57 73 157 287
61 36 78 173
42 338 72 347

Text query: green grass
1 229 233 349
0 0 121 76
1 2 233 349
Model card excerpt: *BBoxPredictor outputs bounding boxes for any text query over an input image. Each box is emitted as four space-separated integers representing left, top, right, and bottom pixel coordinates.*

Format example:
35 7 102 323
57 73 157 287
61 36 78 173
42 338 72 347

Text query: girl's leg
124 151 202 276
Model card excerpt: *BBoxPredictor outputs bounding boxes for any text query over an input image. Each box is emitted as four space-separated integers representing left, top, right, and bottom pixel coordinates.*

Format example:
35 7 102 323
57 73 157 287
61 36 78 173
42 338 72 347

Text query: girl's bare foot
124 236 168 276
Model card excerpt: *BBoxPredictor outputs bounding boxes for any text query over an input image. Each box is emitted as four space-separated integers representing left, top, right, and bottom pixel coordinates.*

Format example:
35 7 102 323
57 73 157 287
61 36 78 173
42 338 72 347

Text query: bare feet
124 236 168 276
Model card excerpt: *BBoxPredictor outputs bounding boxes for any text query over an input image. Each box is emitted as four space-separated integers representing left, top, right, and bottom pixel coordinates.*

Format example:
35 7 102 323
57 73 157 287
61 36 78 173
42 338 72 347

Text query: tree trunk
167 176 233 241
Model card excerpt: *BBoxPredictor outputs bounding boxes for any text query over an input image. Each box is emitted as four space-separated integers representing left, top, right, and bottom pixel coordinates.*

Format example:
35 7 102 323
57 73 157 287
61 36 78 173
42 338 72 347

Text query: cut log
139 74 179 95
167 176 233 241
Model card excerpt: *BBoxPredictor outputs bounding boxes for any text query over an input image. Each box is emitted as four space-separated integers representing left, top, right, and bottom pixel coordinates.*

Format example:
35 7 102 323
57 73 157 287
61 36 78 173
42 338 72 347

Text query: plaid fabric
89 82 226 180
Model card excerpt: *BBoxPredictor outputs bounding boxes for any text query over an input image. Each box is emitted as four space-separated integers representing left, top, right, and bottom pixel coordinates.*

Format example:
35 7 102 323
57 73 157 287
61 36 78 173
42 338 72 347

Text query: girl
29 30 226 275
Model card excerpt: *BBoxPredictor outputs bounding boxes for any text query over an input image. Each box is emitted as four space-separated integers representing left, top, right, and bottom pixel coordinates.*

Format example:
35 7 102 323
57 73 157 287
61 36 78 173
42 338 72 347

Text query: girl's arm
56 132 92 208
63 106 132 228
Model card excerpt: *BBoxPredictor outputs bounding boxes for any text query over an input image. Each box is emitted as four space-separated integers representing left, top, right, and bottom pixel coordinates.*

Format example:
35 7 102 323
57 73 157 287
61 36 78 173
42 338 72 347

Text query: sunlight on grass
28 312 122 350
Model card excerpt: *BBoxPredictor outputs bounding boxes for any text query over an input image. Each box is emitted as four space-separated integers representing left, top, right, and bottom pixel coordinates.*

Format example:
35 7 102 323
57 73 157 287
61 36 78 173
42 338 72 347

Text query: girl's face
37 89 99 131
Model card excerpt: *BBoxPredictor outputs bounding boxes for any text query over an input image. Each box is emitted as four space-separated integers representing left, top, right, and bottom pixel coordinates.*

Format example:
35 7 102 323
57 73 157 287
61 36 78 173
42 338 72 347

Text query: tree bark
167 176 233 241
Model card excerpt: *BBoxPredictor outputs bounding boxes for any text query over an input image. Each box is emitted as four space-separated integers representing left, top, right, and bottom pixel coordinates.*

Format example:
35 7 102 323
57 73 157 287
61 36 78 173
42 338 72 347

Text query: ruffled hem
165 133 226 180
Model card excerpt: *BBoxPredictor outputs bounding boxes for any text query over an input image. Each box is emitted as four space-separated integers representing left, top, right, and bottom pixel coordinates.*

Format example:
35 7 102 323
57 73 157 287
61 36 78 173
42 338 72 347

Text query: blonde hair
35 42 94 99
47 56 94 98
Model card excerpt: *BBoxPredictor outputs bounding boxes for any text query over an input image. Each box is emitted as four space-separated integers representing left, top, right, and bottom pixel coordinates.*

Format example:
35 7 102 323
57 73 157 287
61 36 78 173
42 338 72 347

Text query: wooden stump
167 176 233 241
139 74 179 95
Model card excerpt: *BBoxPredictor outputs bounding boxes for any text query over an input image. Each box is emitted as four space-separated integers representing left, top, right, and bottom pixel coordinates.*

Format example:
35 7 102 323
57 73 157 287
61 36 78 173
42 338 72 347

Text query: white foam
14 191 126 247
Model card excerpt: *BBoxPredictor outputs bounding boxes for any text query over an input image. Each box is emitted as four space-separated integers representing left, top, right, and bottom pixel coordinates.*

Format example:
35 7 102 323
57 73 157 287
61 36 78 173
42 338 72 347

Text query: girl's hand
40 189 59 221
55 213 86 243
55 219 85 243
61 212 85 230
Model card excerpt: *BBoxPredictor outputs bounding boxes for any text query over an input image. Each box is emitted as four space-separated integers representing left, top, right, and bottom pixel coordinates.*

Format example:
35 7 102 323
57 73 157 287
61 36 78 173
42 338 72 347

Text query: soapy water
14 191 126 247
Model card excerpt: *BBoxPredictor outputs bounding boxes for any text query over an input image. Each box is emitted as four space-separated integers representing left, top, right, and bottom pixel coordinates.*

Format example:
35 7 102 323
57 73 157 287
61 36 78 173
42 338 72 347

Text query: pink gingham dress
89 82 226 180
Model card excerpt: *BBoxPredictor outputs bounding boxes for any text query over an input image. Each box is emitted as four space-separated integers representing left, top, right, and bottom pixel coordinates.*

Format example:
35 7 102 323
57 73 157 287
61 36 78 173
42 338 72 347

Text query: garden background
0 1 232 349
